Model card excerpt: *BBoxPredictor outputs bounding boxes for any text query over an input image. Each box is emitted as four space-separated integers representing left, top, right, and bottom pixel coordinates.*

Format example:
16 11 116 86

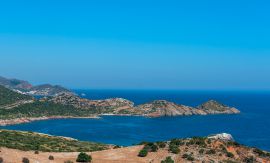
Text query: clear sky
0 0 269 90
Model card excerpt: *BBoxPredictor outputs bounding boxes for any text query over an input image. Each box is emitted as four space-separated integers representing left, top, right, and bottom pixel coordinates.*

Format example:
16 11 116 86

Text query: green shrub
22 157 30 163
157 142 166 148
170 139 184 146
206 149 216 155
243 156 255 163
161 156 174 163
226 152 234 158
169 144 180 154
138 149 148 157
142 143 158 152
48 155 54 160
187 155 194 161
199 149 204 154
113 145 121 149
151 144 158 152
76 152 92 162
253 148 266 157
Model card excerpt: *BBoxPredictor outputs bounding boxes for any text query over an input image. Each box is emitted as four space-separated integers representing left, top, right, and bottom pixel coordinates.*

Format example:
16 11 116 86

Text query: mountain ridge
0 76 72 96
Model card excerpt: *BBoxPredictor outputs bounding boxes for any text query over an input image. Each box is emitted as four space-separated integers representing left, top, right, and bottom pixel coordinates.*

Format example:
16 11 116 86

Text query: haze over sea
2 90 270 151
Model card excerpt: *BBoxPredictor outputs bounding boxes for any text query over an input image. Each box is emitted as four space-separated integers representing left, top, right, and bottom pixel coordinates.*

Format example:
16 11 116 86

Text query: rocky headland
48 93 240 117
0 78 240 126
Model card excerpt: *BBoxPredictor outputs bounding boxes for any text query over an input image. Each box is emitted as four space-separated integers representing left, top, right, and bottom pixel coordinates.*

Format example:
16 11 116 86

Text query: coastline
0 111 240 126
0 115 100 126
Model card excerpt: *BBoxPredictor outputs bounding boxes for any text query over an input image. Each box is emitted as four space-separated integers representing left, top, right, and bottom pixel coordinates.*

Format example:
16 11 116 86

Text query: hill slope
0 131 269 163
0 76 72 96
0 85 33 107
0 130 109 152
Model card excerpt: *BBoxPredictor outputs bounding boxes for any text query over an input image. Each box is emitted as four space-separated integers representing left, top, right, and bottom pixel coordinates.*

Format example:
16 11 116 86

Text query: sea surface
2 90 270 151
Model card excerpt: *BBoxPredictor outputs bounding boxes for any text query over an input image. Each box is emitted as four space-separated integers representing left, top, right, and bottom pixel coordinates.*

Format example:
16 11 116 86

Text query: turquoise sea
2 90 270 151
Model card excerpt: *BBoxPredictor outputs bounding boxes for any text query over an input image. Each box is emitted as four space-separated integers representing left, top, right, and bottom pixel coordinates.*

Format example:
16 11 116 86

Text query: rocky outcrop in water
197 100 240 114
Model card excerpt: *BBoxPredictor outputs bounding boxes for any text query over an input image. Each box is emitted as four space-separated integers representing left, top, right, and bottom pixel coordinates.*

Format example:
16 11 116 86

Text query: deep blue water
2 90 270 151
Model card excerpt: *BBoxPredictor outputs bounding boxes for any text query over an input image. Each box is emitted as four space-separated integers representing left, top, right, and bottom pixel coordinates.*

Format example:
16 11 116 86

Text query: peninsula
0 77 240 126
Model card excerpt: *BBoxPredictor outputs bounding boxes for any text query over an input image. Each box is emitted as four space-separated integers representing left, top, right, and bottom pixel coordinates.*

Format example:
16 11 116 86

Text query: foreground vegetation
0 130 108 152
137 137 270 163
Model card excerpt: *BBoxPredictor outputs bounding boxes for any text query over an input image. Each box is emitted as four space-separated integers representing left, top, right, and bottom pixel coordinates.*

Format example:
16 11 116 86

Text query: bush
0 157 3 163
142 143 158 152
170 139 184 146
34 151 39 154
22 157 30 163
169 144 180 154
187 155 194 161
206 149 216 155
48 155 54 160
150 144 158 152
253 148 266 157
161 156 174 163
243 156 255 163
138 149 148 157
226 152 234 158
199 149 204 154
113 145 121 149
157 142 166 148
76 152 92 162
182 153 189 159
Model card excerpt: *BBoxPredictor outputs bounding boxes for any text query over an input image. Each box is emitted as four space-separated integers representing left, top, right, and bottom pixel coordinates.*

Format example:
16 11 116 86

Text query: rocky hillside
0 131 269 163
0 85 33 108
135 133 270 163
0 76 72 96
136 100 205 117
48 93 240 117
197 100 240 114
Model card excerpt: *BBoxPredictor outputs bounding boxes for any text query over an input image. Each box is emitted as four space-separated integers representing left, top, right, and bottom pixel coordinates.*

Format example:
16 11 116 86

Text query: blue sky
0 0 269 90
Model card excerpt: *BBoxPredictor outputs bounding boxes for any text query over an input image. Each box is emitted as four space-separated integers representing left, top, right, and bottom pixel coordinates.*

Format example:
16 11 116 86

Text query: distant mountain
28 84 72 96
0 76 72 96
0 76 32 91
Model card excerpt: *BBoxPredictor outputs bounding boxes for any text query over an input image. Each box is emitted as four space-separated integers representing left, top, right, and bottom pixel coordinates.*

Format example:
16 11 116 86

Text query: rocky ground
0 136 270 163
0 132 269 163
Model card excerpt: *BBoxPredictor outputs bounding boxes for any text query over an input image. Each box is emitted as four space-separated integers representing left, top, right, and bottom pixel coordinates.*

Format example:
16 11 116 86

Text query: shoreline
0 112 241 126
0 115 100 126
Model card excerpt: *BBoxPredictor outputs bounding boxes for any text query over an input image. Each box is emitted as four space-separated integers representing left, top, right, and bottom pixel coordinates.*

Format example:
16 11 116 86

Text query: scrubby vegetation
0 85 32 107
138 149 148 157
0 101 97 120
76 152 92 162
48 155 54 160
22 157 29 163
0 130 108 152
161 156 174 163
